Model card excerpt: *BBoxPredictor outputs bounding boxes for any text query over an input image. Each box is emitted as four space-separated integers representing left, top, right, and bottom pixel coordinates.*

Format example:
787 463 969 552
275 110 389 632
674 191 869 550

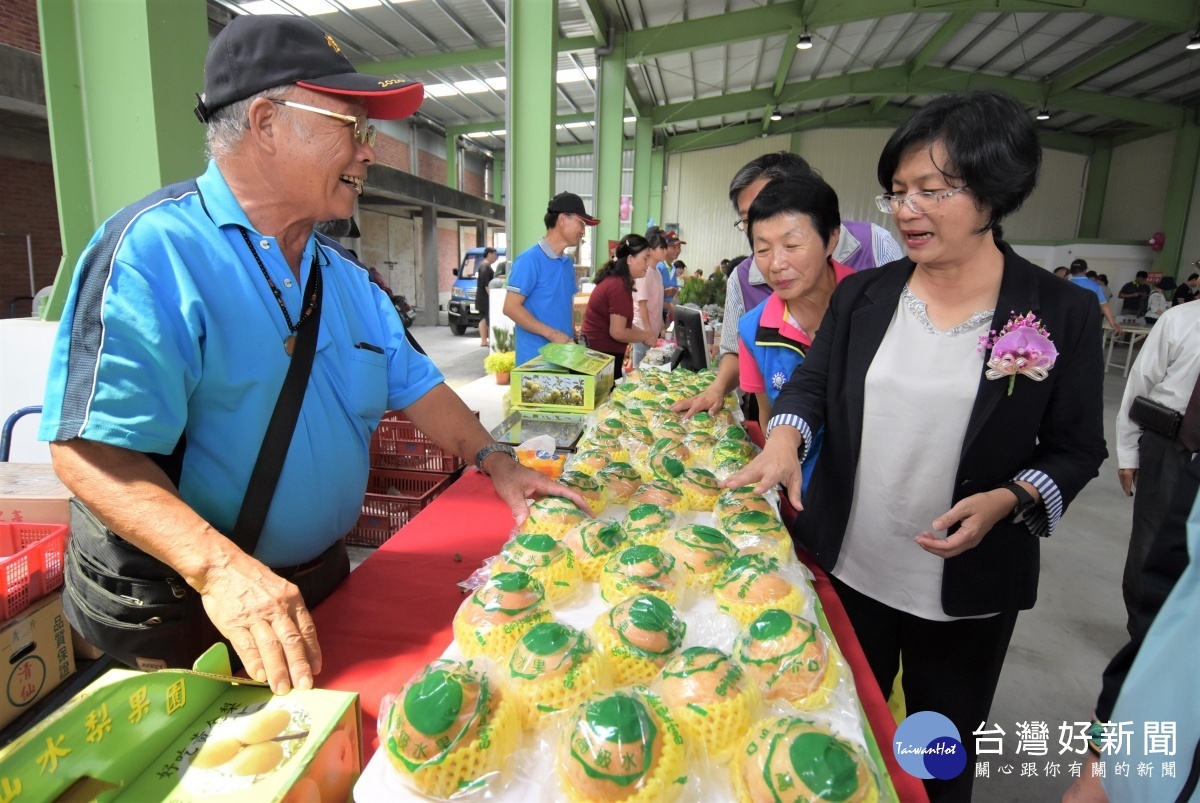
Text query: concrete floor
375 324 1144 802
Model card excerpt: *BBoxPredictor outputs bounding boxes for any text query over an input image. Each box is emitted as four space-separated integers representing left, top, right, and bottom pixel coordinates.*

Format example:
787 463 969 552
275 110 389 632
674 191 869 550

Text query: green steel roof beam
653 65 1183 131
910 12 974 74
1048 27 1176 94
625 0 1192 61
448 108 632 138
358 36 602 77
555 139 635 157
576 0 608 48
773 29 802 97
666 105 912 154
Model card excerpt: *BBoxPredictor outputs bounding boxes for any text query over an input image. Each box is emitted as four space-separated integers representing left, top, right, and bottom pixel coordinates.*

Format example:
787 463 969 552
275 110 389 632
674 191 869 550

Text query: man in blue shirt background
1069 258 1123 335
503 192 599 365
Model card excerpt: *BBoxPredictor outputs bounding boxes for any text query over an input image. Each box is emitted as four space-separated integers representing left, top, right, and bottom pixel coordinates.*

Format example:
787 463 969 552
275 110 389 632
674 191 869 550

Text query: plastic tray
0 522 68 621
347 469 454 547
369 410 478 473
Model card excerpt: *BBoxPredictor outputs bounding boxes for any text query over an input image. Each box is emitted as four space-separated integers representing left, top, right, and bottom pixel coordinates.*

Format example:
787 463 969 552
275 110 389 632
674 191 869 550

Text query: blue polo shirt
506 238 576 365
1070 275 1106 303
40 160 443 566
658 261 678 300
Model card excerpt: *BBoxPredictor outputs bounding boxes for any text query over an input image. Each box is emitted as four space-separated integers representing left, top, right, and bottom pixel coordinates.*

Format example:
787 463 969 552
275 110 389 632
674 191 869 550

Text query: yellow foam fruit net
382 659 521 800
678 468 722 512
664 525 736 590
454 571 552 661
732 533 795 565
622 504 678 547
559 470 608 516
733 716 880 803
556 688 689 803
592 595 686 686
735 609 840 711
506 622 613 731
629 480 688 516
523 497 589 540
714 554 808 627
655 647 761 763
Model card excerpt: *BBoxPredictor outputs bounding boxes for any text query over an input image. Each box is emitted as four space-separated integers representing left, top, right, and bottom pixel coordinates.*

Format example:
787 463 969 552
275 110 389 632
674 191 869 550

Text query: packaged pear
569 449 612 476
555 687 690 803
628 480 687 516
714 489 779 528
559 470 608 515
506 622 612 730
380 658 520 800
621 504 678 546
561 520 626 581
453 571 552 660
600 544 684 607
524 496 589 539
595 462 643 504
714 555 808 626
661 525 736 589
654 647 761 762
677 467 721 512
734 716 879 803
724 509 790 542
591 594 687 686
493 533 583 604
735 610 840 710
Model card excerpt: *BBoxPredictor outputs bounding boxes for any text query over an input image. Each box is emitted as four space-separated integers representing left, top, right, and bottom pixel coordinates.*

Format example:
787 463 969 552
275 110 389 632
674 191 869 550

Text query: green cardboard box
0 644 360 802
511 343 615 413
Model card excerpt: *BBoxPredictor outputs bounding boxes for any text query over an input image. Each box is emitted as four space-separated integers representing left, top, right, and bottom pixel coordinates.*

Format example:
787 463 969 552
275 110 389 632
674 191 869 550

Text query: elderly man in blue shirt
40 14 581 695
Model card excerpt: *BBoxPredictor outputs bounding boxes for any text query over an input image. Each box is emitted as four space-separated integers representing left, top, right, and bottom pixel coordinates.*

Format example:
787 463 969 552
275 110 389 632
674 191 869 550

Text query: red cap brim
297 77 425 120
579 215 601 226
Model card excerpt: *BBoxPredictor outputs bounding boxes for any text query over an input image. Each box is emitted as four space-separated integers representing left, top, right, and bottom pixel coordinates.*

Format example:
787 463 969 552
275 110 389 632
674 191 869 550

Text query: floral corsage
979 312 1058 396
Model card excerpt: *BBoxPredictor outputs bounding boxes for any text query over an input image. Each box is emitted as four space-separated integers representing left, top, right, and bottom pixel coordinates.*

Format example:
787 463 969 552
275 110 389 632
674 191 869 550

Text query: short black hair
544 211 561 229
877 89 1040 233
1136 271 1149 279
1086 270 1097 279
728 151 815 212
746 174 841 247
1189 273 1199 281
483 246 497 258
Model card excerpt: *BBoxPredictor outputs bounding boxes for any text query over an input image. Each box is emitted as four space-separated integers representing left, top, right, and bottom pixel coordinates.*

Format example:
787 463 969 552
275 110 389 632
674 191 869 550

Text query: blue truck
448 246 505 335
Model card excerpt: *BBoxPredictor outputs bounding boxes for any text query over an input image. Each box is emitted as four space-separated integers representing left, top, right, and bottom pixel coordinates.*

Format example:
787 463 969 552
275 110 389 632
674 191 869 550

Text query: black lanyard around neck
238 226 321 355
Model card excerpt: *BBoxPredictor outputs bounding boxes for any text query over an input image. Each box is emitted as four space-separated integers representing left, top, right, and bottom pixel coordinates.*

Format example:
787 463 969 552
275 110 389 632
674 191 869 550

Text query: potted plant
484 351 516 385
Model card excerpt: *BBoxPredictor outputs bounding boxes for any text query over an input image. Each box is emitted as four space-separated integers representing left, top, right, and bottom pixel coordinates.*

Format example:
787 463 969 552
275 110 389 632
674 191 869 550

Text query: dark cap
1069 258 1088 272
547 192 600 226
663 231 687 246
195 15 424 123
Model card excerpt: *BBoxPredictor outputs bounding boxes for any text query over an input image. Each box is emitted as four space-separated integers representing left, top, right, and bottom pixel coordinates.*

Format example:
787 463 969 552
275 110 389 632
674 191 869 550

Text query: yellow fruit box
0 643 361 803
512 343 615 413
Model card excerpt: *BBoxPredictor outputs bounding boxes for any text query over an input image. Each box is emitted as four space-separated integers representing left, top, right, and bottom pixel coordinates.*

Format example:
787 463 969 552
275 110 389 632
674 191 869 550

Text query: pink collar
759 259 855 345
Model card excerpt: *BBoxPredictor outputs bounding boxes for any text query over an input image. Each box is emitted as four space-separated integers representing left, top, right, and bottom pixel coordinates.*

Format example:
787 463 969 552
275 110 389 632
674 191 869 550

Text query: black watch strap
474 443 517 475
1001 481 1038 523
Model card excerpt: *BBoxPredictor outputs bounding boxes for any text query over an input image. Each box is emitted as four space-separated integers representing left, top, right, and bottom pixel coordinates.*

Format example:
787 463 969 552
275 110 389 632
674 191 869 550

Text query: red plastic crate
369 410 478 473
0 522 67 622
347 469 454 547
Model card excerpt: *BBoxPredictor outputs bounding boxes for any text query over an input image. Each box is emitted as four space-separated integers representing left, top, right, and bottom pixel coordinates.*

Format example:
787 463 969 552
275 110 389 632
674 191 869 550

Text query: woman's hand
915 489 1013 558
722 426 804 510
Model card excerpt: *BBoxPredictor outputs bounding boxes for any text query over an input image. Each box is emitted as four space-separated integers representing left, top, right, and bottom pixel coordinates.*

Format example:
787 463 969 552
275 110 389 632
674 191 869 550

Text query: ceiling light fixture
796 29 813 50
770 108 783 121
1036 108 1051 120
1188 32 1200 51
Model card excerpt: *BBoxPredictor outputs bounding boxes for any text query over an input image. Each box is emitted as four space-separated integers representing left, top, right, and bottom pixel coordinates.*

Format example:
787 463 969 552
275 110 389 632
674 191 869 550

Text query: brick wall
0 158 61 316
437 227 459 293
418 150 448 184
0 0 40 53
372 132 410 172
463 168 485 199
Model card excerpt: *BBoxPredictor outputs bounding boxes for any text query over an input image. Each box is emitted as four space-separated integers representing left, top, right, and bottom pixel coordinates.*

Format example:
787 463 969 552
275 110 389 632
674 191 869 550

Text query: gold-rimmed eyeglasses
269 99 377 146
875 186 968 215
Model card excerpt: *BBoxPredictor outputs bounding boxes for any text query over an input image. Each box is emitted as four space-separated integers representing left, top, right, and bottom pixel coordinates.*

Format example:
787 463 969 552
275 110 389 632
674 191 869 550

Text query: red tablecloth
312 469 927 802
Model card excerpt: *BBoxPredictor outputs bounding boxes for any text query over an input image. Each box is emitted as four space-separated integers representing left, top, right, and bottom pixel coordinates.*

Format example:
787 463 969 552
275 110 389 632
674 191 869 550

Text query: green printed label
731 510 774 527
404 670 464 736
783 731 861 802
626 503 661 522
652 454 686 478
474 571 545 615
571 695 657 787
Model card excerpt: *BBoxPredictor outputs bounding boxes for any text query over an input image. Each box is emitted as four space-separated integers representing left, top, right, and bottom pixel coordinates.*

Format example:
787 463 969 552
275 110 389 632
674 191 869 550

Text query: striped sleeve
719 276 745 357
1015 469 1063 538
872 223 904 266
766 413 813 463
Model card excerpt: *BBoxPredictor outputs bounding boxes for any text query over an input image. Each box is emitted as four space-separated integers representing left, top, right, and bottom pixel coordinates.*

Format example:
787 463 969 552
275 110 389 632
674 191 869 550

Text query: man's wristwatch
474 443 517 476
1000 481 1038 523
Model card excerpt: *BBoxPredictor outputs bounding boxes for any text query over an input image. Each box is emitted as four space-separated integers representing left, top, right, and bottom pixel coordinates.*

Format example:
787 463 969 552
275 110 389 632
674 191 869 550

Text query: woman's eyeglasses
875 186 969 215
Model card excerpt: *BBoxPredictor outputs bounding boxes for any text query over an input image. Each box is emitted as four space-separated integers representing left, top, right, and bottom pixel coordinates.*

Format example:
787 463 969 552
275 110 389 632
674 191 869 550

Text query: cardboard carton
0 463 72 526
0 592 74 729
0 644 360 802
511 343 615 413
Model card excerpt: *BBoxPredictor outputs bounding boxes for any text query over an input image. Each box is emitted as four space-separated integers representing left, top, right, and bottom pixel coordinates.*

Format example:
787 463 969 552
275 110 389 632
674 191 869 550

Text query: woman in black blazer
727 90 1107 803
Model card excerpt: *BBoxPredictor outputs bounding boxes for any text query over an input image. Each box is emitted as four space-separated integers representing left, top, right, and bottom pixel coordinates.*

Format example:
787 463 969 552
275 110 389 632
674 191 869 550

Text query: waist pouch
63 497 222 670
1129 395 1183 440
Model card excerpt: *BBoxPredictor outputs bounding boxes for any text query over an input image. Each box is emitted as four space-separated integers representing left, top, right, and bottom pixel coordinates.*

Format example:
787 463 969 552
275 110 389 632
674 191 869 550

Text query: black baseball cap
548 192 600 226
195 15 424 123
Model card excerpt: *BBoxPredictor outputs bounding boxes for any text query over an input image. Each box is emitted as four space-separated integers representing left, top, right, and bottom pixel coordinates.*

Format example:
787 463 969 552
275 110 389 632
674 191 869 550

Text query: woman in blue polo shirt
737 174 855 493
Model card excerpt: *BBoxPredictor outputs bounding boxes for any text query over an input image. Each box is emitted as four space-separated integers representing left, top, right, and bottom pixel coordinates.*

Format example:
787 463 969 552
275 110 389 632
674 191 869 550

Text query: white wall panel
1003 149 1088 242
1100 131 1175 242
1175 155 1200 281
